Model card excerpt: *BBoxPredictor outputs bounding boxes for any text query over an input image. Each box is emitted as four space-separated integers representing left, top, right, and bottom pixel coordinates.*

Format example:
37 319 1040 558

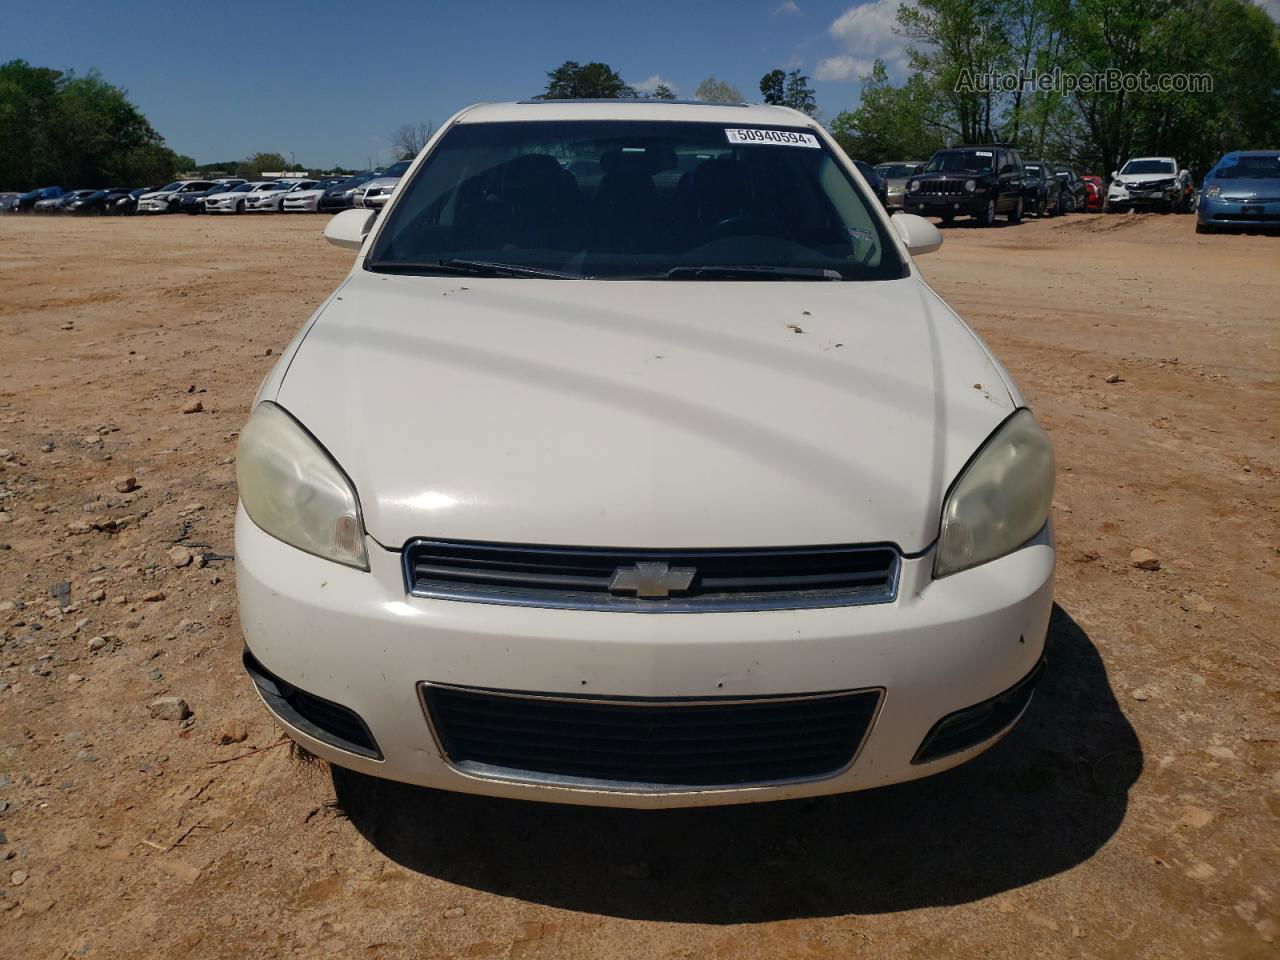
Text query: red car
1081 175 1105 212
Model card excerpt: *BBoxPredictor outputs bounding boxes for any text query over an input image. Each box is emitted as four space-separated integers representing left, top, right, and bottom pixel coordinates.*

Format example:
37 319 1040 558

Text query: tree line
829 0 1280 177
0 60 196 191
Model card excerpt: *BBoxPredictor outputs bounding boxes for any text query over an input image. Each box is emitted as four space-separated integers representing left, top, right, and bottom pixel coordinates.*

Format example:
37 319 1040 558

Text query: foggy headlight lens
236 402 368 569
964 179 976 192
1203 185 1220 198
935 410 1054 578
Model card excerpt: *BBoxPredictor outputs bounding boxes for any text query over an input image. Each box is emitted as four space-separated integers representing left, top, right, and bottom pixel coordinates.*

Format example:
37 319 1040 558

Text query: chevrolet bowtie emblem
609 561 696 599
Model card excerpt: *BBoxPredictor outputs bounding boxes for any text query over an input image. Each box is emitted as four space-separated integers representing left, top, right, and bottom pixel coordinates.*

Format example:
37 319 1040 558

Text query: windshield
159 182 183 192
368 120 901 281
1121 160 1175 175
380 160 412 178
334 173 373 189
924 150 995 174
875 163 918 178
1214 154 1280 179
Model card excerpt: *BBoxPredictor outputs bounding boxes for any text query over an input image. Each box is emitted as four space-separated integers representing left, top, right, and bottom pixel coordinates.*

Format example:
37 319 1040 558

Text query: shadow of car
328 603 1140 922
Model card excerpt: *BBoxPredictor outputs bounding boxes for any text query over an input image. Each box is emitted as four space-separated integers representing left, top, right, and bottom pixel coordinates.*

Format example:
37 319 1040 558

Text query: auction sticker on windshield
726 128 820 148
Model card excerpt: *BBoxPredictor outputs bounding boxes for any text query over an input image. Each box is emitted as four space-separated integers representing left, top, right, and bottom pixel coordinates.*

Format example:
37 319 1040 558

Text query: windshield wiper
368 259 582 279
664 265 842 281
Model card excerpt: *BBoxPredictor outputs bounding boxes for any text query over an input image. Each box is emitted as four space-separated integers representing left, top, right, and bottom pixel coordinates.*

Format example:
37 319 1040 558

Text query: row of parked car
874 145 1279 233
872 146 1161 226
0 162 415 217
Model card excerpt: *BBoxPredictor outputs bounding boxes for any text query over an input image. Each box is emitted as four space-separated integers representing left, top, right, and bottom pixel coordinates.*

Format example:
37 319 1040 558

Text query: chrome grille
403 539 900 612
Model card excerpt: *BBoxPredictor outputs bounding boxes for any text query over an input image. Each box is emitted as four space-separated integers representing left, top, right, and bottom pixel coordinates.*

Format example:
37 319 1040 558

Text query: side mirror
1179 169 1189 180
324 208 376 249
891 212 943 256
1111 170 1119 180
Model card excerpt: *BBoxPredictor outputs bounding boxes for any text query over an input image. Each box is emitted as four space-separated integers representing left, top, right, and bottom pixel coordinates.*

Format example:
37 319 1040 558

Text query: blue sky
2 0 912 169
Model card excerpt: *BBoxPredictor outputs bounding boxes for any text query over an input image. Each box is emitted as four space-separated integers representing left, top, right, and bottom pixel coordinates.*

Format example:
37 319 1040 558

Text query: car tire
1194 221 1214 234
940 213 954 224
979 199 996 227
1008 196 1023 223
236 200 245 215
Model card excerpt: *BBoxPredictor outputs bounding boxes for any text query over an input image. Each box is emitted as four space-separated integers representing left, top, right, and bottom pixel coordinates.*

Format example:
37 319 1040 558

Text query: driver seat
688 158 753 232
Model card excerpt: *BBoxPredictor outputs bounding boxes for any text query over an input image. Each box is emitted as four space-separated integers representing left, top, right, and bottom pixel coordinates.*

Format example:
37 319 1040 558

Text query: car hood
363 177 399 191
1207 176 1280 199
1113 171 1176 184
286 189 324 199
273 273 1017 552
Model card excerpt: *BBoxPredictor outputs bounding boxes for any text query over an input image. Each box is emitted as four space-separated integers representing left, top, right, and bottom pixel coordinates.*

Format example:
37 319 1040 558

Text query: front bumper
282 197 320 212
236 507 1055 808
1197 195 1280 228
904 194 986 216
1107 187 1178 207
319 195 355 212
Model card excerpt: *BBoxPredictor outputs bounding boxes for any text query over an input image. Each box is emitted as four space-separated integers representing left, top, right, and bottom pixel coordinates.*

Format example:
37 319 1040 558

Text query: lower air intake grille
243 649 381 760
403 540 899 612
421 684 882 790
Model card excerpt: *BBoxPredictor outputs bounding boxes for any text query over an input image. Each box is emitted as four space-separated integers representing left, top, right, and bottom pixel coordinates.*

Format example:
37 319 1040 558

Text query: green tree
541 61 636 99
694 76 744 103
650 82 677 100
784 70 818 116
828 61 949 163
0 60 62 188
241 152 289 177
760 69 786 105
897 0 1011 143
0 60 186 189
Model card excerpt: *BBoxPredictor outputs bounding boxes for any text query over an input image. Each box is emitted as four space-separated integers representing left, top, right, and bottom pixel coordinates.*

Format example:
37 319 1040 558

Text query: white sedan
281 179 345 213
235 100 1054 809
136 180 216 213
244 179 318 213
204 182 280 215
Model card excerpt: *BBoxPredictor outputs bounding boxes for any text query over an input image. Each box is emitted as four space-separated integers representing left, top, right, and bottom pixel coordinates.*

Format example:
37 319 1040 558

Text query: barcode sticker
726 128 821 148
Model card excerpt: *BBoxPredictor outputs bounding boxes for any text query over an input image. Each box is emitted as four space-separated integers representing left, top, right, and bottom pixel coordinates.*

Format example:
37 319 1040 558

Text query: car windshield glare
1215 155 1280 179
923 151 994 174
1122 160 1175 175
876 163 918 178
367 120 902 281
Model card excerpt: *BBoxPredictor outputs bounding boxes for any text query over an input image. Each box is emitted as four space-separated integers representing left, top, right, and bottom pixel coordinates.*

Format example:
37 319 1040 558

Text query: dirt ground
0 210 1276 960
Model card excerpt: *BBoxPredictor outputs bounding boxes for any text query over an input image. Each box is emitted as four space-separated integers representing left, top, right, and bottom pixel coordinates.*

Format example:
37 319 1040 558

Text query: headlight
908 179 919 192
1203 184 1220 198
935 409 1054 578
236 402 368 569
964 179 976 192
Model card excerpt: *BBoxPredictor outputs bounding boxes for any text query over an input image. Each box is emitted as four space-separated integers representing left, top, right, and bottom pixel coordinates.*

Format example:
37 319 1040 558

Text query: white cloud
634 74 677 95
772 0 802 15
1255 0 1279 20
818 0 912 82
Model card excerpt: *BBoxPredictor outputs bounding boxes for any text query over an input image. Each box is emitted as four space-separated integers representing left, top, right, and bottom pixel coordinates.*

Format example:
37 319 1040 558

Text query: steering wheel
704 215 793 243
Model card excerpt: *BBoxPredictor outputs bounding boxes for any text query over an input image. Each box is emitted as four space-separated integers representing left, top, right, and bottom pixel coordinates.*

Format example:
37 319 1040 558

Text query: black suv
1022 160 1064 216
904 145 1025 226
